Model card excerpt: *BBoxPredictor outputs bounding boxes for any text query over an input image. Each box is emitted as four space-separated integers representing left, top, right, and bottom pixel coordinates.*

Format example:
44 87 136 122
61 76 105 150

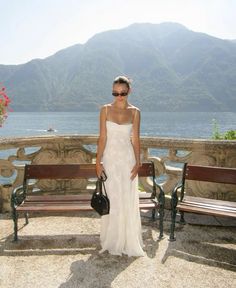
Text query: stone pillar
1 184 12 213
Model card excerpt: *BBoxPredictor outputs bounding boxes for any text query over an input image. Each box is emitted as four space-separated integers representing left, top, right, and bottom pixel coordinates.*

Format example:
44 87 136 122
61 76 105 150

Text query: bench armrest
172 183 184 197
11 185 26 209
154 179 165 207
171 182 184 209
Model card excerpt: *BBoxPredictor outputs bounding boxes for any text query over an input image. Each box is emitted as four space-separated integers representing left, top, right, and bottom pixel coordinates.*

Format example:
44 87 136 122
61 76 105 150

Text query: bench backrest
24 164 97 179
183 163 236 185
24 162 155 180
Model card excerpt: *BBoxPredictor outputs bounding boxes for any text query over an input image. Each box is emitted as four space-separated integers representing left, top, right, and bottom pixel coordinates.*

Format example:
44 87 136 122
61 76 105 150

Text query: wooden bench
169 163 236 241
11 161 165 241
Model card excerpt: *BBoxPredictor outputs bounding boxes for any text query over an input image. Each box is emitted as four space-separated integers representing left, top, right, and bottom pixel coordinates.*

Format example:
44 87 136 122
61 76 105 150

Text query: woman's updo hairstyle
113 76 132 90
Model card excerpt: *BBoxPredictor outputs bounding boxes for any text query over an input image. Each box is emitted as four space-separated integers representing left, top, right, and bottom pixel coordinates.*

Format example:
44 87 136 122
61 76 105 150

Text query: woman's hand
96 162 105 178
130 162 142 181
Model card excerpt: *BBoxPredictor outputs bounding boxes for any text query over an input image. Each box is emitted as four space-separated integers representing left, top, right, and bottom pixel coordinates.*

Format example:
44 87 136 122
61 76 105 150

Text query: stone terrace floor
0 210 236 288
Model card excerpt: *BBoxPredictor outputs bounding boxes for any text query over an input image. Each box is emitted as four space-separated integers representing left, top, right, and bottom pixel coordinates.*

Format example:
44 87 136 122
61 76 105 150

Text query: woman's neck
112 101 128 110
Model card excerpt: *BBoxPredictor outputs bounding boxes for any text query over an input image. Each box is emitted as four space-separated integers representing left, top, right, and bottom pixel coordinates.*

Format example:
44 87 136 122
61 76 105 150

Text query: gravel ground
0 211 236 288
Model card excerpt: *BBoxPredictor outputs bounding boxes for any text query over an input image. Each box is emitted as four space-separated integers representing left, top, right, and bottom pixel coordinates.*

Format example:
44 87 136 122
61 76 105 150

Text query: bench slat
179 201 236 213
22 201 92 206
26 194 92 202
25 192 154 202
24 162 156 180
16 199 157 212
139 192 153 199
183 196 236 209
16 204 93 212
185 165 236 184
181 202 236 214
177 203 236 218
25 164 97 179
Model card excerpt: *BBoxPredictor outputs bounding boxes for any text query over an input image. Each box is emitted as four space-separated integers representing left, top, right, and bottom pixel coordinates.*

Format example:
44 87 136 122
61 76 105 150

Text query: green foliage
212 119 236 140
223 130 236 140
212 119 222 139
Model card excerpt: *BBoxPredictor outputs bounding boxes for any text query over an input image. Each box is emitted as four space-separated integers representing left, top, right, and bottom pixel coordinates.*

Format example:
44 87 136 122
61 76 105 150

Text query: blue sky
1 0 236 65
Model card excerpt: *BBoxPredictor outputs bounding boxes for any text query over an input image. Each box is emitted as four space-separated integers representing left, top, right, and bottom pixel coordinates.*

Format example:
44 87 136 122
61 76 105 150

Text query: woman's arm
96 106 107 177
131 108 141 180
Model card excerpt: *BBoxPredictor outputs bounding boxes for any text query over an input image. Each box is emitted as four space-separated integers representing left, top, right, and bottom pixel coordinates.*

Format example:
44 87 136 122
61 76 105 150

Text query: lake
0 111 235 184
0 112 235 139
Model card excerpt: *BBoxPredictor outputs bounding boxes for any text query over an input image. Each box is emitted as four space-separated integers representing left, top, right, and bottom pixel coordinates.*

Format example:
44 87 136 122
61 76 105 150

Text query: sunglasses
112 92 128 97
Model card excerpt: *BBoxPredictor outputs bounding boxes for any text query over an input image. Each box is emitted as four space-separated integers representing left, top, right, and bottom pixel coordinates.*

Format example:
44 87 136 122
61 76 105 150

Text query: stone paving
0 211 236 288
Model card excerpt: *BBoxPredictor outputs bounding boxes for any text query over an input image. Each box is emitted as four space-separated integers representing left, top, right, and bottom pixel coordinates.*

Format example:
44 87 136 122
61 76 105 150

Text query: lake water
0 111 235 184
0 112 235 139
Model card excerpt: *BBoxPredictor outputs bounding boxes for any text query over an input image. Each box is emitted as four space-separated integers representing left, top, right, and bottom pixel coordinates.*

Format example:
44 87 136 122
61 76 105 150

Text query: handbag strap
98 171 108 197
100 170 107 181
101 180 108 198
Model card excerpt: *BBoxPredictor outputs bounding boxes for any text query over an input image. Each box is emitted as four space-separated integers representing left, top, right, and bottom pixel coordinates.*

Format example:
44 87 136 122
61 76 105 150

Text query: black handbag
91 171 110 216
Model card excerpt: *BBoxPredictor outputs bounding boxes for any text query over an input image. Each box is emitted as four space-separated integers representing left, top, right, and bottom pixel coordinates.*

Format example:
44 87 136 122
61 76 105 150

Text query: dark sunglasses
112 92 128 97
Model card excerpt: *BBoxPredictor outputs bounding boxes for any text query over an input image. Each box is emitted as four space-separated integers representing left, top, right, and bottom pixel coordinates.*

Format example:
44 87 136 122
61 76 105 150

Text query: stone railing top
1 134 236 150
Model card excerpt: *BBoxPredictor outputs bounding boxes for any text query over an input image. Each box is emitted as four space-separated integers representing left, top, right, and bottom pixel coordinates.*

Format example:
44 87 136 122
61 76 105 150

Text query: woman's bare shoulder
128 104 140 113
100 103 112 111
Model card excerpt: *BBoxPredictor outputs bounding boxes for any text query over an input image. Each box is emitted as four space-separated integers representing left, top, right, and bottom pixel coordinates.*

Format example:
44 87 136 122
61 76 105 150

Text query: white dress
100 120 145 257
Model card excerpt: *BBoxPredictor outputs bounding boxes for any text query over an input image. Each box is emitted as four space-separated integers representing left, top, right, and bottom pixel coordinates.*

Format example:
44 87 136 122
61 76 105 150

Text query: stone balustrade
0 135 236 212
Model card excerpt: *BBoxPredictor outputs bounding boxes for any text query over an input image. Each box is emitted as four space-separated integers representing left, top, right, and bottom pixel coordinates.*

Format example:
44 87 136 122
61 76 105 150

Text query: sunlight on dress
100 120 145 257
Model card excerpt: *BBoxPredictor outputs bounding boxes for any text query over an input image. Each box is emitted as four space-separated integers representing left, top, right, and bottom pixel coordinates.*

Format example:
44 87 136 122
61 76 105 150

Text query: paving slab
0 211 236 288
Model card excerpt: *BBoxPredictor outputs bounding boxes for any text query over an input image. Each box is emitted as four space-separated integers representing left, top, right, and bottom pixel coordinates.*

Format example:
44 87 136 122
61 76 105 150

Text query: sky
1 0 236 65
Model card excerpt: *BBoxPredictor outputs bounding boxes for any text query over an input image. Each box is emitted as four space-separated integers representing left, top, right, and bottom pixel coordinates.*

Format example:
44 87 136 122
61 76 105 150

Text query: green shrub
212 119 236 140
223 130 236 140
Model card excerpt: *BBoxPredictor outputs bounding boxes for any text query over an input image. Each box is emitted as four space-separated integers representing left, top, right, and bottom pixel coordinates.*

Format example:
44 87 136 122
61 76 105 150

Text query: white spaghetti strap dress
99 108 145 257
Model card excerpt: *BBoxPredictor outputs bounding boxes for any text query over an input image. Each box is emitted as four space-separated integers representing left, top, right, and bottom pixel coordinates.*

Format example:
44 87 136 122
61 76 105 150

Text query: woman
96 75 145 257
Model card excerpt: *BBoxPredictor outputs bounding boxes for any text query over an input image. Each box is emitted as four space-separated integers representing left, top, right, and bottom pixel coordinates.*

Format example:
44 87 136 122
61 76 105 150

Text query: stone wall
0 135 236 212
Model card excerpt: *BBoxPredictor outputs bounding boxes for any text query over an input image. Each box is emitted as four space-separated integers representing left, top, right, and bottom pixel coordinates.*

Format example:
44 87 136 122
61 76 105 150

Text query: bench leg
179 211 186 224
169 209 177 241
158 205 164 239
151 208 157 220
12 208 19 241
158 193 165 239
169 193 178 241
24 212 29 225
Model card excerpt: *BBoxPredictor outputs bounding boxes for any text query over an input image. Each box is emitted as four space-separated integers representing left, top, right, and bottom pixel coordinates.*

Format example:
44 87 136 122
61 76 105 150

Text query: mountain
1 22 236 112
